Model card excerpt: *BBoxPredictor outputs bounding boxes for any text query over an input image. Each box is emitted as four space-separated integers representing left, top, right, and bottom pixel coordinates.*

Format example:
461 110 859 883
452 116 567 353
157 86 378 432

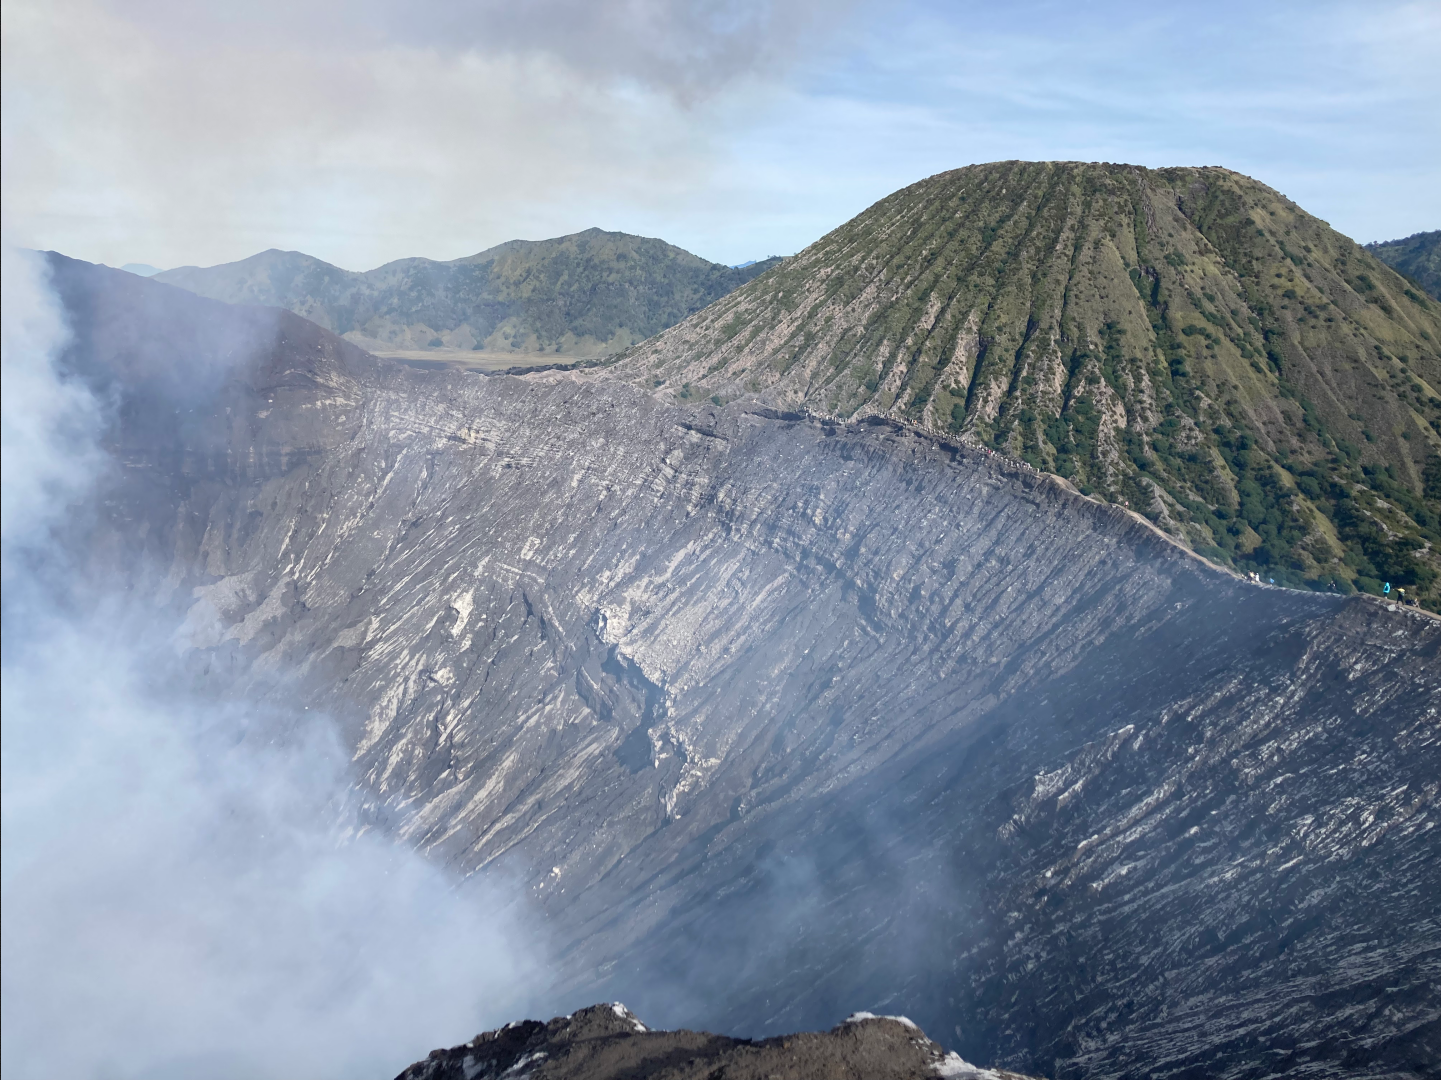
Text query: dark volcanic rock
48 256 1441 1080
396 1004 1033 1080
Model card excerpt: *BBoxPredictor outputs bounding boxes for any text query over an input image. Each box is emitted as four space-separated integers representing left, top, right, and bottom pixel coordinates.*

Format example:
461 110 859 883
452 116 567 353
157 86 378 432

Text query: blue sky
3 0 1436 269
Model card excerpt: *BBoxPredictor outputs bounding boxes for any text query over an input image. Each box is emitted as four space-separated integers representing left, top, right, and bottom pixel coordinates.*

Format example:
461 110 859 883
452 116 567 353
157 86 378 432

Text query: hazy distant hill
1366 230 1440 301
619 161 1441 605
154 230 782 358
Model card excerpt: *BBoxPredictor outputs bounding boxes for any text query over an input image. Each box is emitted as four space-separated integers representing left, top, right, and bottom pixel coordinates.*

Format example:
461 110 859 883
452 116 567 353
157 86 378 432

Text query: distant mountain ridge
154 230 782 358
617 161 1441 607
1366 230 1440 302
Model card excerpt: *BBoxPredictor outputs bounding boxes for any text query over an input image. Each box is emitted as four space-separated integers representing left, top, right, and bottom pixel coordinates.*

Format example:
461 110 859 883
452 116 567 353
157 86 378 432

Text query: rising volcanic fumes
0 243 544 1080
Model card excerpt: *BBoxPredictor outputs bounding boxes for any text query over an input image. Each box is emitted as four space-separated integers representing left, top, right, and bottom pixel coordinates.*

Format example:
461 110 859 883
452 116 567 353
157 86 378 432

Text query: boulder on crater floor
396 1004 1037 1080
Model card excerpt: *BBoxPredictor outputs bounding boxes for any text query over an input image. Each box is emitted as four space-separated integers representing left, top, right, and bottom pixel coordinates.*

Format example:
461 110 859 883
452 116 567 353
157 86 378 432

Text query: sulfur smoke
0 244 543 1080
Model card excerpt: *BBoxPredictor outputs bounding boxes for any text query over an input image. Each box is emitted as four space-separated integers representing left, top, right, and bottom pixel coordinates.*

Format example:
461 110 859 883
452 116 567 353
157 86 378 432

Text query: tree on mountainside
1425 455 1441 501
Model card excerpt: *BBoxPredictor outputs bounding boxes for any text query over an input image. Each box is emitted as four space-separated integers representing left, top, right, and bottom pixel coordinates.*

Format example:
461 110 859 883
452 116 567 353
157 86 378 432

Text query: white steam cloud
0 245 543 1080
0 246 102 569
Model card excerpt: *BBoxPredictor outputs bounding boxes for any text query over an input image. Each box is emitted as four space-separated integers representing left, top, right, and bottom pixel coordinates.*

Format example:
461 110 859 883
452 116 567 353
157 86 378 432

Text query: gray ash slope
49 254 1441 1080
397 1003 1034 1080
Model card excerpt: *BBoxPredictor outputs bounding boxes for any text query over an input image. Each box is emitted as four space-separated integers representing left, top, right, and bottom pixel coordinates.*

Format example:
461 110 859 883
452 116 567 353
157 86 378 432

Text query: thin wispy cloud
1 0 1434 272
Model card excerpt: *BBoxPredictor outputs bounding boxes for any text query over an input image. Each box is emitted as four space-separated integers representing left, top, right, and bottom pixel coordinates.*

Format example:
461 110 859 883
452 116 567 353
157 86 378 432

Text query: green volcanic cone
619 161 1441 605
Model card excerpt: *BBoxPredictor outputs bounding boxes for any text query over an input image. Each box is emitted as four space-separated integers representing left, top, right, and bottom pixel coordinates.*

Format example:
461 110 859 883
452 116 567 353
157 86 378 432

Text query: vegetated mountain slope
1367 230 1441 302
398 1005 1035 1080
153 230 782 358
617 162 1441 608
53 255 1441 1080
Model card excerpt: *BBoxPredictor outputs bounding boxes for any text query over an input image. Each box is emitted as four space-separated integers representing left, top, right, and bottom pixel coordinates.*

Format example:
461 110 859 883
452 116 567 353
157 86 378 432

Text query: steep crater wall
58 259 1441 1080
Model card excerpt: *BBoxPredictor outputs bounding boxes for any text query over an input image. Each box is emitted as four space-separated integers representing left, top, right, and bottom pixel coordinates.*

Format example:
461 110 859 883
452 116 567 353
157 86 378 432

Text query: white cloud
1 0 849 269
1 0 1434 275
3 0 713 267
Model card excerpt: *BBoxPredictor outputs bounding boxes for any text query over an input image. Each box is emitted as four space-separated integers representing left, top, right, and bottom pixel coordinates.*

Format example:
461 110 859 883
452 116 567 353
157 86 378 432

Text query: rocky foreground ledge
396 1004 1038 1080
